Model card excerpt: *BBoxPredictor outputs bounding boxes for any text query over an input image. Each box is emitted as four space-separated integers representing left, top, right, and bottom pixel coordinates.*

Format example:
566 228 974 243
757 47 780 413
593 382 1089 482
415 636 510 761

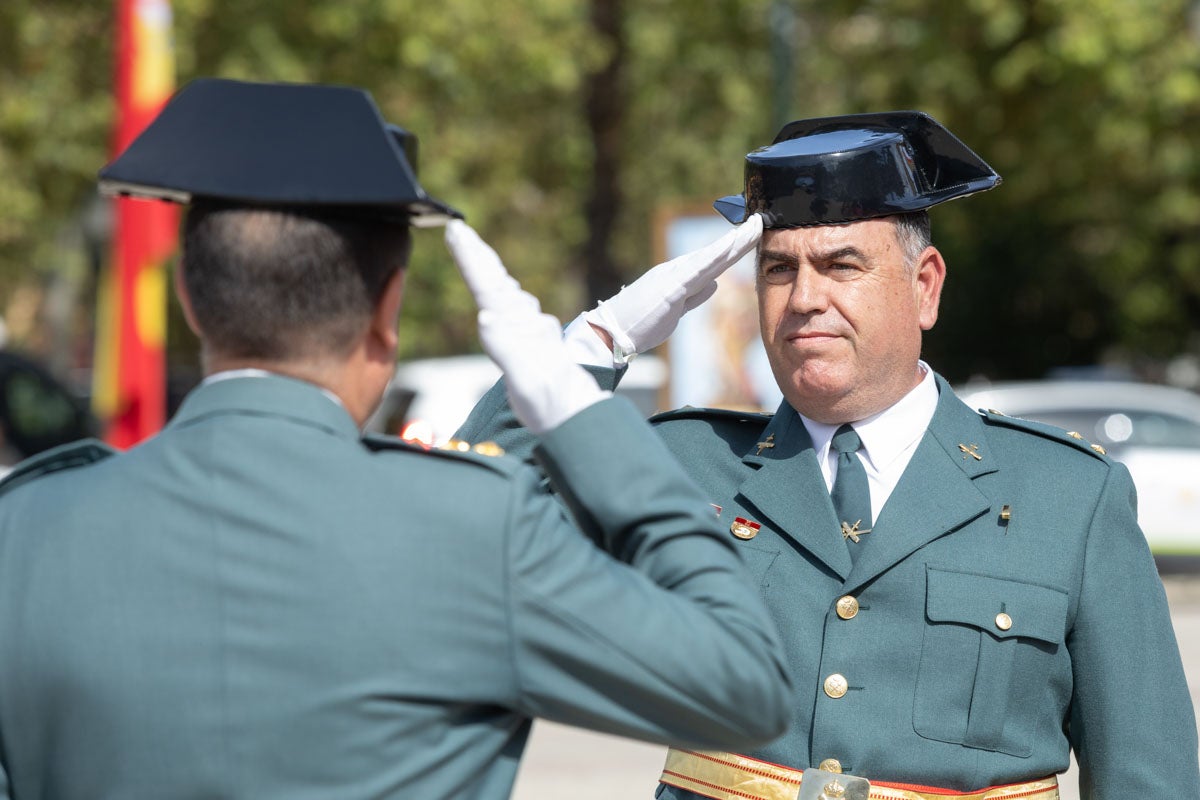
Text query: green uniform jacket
457 370 1200 799
0 375 792 800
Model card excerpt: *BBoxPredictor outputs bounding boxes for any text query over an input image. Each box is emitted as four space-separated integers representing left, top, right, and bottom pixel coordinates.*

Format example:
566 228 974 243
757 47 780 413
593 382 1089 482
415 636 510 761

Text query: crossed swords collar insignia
840 519 870 543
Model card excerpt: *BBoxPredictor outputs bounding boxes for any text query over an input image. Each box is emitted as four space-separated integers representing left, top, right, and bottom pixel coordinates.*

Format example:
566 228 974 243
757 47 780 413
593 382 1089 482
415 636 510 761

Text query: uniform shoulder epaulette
362 433 518 475
977 409 1111 462
0 438 117 498
650 406 774 426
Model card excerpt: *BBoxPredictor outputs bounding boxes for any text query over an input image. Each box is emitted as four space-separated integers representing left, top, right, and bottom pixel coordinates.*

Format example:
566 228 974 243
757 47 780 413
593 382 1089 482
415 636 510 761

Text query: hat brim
713 179 1000 228
97 178 462 227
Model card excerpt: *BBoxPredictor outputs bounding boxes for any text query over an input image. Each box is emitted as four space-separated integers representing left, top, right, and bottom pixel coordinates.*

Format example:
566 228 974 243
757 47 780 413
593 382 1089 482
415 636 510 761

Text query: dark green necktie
830 424 872 548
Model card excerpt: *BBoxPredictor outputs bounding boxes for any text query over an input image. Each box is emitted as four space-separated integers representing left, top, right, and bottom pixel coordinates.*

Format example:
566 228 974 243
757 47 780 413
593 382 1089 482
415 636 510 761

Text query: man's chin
779 374 857 422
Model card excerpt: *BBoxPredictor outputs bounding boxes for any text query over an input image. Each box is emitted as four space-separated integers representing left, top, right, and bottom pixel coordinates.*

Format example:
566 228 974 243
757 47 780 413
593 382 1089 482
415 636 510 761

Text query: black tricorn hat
98 78 461 227
714 111 1000 228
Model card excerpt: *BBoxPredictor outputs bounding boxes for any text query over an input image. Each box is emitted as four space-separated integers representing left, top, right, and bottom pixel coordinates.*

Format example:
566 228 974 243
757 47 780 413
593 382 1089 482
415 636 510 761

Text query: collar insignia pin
755 434 775 456
958 443 982 461
840 519 871 543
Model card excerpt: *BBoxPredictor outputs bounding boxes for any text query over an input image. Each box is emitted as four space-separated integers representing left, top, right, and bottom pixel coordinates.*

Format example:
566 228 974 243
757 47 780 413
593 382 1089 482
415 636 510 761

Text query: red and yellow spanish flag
93 0 177 448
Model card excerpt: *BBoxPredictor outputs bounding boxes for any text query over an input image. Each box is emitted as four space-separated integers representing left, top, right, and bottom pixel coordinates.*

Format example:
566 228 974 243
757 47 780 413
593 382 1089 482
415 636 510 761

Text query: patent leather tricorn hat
714 111 1000 228
99 78 461 227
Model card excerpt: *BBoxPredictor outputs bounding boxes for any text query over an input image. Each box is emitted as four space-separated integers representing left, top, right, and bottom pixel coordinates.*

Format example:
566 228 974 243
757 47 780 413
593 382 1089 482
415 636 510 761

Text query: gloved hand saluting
445 220 610 435
581 214 764 363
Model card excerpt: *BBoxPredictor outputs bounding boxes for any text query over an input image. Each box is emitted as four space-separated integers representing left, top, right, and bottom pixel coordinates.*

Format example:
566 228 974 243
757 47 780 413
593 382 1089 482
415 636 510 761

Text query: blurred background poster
658 211 783 413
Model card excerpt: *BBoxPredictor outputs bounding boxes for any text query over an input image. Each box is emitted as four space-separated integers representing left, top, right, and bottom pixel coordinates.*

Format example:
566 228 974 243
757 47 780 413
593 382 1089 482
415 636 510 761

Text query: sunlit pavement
512 575 1200 800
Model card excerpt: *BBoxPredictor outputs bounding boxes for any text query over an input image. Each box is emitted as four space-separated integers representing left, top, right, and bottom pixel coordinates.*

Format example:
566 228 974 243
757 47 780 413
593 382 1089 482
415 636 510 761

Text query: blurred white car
955 380 1200 557
367 354 667 447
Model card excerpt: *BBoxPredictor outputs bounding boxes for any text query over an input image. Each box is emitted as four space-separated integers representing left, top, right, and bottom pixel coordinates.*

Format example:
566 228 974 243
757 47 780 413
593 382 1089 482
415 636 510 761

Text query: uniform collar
171 372 361 441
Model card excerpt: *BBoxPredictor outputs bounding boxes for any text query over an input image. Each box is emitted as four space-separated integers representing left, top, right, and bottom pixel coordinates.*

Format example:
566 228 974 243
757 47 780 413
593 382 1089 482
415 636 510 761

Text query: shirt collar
800 361 938 472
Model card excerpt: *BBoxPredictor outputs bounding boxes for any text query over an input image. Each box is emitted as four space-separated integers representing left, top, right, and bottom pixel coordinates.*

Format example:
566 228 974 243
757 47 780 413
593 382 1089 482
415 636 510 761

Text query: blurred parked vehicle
367 354 667 447
0 350 98 476
955 379 1200 558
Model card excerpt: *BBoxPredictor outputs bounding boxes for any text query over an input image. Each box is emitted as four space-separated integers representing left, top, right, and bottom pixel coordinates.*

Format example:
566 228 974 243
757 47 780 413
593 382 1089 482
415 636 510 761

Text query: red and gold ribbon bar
660 749 1060 800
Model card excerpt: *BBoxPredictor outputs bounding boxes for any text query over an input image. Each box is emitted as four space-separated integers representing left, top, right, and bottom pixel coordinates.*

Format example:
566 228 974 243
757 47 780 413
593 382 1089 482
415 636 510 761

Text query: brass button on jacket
823 673 848 699
835 595 859 620
818 758 843 773
995 612 1013 631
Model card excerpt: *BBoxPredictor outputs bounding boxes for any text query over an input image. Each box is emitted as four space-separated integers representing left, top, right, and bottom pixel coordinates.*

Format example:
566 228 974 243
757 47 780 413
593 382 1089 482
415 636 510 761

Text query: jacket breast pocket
913 565 1068 757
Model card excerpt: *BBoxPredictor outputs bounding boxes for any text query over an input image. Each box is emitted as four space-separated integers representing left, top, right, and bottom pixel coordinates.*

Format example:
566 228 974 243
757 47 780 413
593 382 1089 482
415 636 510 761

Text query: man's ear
915 246 947 331
174 259 202 337
368 268 406 355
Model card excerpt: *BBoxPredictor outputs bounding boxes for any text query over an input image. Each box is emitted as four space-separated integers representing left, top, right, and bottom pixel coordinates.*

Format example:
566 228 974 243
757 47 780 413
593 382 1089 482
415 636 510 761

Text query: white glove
445 220 610 435
583 214 763 363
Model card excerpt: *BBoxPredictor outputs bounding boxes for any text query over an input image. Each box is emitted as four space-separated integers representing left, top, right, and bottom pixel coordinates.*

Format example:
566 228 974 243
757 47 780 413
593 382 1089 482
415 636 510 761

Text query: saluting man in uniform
458 112 1200 799
0 78 794 799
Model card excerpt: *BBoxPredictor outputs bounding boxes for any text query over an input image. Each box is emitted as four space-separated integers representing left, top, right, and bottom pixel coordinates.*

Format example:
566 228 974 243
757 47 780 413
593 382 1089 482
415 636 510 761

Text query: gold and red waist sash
660 748 1060 800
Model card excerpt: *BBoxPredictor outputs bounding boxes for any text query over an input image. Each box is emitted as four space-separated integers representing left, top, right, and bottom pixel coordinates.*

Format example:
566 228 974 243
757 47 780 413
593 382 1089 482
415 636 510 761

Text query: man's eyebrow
758 246 869 265
816 246 869 263
758 249 799 265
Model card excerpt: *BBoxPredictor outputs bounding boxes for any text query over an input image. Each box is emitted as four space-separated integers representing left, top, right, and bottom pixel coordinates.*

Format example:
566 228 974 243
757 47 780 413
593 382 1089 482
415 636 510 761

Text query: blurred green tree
796 0 1200 380
0 0 1197 386
0 0 114 366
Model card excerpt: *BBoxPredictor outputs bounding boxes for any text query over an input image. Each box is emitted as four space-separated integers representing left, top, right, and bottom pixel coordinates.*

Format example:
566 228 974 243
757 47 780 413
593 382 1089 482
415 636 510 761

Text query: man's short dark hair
893 211 931 268
181 203 412 361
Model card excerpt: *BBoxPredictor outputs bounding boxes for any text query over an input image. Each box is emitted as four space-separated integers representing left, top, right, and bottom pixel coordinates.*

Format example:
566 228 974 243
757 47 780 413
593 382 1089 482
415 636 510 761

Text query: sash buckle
798 768 870 800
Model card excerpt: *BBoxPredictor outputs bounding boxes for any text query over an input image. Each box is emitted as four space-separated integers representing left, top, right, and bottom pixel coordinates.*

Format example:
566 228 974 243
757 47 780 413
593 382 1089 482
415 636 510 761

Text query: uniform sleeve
455 366 624 463
501 397 792 749
1068 461 1200 798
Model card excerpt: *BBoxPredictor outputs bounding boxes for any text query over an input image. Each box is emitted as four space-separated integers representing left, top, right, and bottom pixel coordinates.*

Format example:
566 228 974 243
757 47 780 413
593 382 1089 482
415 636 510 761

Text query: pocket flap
926 566 1068 643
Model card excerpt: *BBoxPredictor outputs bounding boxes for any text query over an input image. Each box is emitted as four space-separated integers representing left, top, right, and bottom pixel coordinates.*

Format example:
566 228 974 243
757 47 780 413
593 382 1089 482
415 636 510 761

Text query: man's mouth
786 331 839 342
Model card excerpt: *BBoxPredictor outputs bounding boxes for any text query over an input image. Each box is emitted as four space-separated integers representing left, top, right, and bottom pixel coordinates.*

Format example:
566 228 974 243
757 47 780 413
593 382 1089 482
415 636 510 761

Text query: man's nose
787 268 827 315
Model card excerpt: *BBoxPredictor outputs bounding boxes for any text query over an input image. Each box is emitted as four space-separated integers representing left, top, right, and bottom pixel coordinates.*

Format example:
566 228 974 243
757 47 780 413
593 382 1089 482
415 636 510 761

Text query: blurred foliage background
1 0 1198 397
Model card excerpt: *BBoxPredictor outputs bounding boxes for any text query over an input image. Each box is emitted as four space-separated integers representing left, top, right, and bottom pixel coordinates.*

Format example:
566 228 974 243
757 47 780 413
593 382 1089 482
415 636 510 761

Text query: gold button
818 758 843 773
995 612 1013 631
823 673 848 699
835 596 859 620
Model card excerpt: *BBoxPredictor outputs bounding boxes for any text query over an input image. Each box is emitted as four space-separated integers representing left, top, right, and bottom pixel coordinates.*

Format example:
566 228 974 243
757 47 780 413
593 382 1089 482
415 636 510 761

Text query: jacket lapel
844 376 996 590
737 403 852 580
